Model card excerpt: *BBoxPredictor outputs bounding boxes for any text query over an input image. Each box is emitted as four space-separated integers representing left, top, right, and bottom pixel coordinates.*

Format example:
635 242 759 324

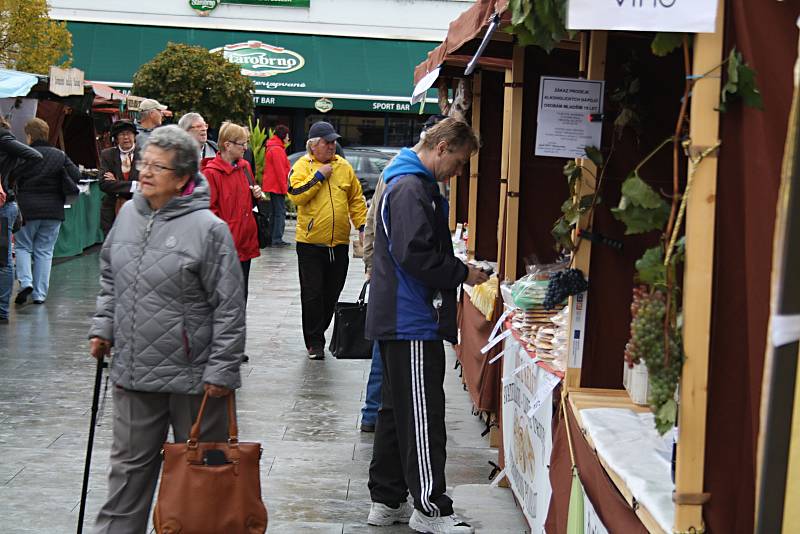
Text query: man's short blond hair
419 117 479 155
218 121 248 147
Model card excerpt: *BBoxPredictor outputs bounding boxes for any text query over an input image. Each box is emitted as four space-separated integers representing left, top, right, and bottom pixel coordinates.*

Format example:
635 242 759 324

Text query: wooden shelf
569 388 670 534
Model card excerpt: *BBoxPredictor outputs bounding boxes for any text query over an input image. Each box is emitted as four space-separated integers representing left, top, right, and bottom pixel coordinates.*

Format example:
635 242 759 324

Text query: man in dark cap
99 120 140 233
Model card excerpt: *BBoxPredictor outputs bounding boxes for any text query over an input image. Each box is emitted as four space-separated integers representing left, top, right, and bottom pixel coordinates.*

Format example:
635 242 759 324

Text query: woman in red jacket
262 124 291 247
201 122 262 305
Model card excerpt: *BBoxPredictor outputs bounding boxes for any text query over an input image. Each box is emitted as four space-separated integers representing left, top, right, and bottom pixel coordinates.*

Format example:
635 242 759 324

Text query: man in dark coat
0 116 42 322
13 118 81 305
364 119 485 533
99 120 139 234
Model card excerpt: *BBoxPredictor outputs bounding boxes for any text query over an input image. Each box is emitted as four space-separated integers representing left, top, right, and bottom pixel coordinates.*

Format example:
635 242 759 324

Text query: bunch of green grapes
624 286 665 366
624 286 684 433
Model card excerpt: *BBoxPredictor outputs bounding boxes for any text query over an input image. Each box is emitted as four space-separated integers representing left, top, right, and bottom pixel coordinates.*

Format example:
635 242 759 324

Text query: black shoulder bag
329 282 372 359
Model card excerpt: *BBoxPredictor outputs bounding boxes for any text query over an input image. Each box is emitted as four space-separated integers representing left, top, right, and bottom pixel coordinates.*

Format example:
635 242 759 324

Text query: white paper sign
49 67 85 97
502 336 555 533
567 0 718 33
535 77 604 159
527 371 562 418
584 491 610 534
568 291 588 369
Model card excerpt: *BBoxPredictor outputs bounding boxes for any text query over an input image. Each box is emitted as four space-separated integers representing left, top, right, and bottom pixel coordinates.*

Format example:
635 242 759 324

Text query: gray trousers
94 386 231 534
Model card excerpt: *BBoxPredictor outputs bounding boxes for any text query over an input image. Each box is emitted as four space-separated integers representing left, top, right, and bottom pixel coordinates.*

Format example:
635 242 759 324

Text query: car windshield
370 157 388 172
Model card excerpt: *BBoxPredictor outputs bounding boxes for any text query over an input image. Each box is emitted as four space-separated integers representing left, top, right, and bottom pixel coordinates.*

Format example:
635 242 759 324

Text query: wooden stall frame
500 46 525 281
565 31 608 390
496 53 513 269
673 2 725 531
466 71 482 256
449 174 458 232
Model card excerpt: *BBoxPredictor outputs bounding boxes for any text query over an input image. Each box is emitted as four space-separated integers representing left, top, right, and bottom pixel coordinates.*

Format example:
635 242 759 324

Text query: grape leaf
655 398 678 435
584 146 603 168
635 246 666 285
669 236 686 266
651 33 685 57
736 62 764 109
551 217 575 252
720 48 764 111
621 172 666 209
561 199 579 225
615 107 638 133
611 202 670 235
510 0 532 26
563 160 582 185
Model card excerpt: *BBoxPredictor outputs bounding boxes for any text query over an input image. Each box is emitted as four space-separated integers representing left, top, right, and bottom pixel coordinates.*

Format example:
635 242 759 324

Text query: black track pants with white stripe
368 340 454 517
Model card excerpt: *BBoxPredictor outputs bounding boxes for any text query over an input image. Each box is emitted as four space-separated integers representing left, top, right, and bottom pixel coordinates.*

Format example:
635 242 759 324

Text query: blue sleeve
385 179 468 289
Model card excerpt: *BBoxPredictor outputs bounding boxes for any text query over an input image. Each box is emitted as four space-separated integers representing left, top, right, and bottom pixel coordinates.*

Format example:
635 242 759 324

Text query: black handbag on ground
242 166 271 249
329 282 372 359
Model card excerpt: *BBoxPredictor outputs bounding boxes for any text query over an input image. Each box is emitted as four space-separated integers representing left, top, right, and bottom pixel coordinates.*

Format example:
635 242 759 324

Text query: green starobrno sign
189 0 219 14
221 0 310 6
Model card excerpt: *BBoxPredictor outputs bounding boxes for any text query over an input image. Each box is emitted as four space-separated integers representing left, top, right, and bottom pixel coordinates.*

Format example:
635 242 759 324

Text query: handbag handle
358 281 369 304
188 391 238 448
241 164 262 209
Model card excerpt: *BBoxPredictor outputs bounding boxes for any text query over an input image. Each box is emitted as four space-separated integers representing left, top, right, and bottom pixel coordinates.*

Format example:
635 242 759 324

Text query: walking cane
77 356 106 534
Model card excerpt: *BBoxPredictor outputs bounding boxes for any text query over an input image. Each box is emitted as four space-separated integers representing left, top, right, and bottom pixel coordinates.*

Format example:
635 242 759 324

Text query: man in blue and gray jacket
365 118 487 534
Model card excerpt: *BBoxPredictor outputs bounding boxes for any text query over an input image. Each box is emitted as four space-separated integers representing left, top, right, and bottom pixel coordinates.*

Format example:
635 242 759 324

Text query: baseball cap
308 121 340 142
140 98 168 112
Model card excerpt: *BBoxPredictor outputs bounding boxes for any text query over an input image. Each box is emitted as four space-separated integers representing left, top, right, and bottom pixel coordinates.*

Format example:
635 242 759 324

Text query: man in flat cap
135 98 167 146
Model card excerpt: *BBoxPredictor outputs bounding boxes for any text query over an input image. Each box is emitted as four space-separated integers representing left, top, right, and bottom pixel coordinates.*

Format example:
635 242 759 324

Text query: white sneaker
367 501 414 526
409 510 475 533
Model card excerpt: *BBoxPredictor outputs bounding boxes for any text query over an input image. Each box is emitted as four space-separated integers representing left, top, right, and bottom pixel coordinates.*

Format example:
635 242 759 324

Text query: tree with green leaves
132 43 255 128
0 0 72 74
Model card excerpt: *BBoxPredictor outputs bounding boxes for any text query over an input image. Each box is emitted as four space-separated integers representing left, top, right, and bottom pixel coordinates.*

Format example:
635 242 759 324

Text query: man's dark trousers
369 339 453 517
296 242 349 351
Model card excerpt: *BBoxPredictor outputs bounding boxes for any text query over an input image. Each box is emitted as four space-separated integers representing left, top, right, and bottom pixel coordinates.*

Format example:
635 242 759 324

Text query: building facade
52 0 471 148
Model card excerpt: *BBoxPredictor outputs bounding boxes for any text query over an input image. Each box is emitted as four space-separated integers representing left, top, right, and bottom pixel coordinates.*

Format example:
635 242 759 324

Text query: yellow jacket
288 154 368 246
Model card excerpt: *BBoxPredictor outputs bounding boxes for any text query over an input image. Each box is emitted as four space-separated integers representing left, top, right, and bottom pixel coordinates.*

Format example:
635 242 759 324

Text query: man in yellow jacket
289 121 368 360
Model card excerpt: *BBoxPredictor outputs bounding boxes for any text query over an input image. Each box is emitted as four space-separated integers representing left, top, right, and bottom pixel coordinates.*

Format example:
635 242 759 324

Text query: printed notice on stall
535 77 604 159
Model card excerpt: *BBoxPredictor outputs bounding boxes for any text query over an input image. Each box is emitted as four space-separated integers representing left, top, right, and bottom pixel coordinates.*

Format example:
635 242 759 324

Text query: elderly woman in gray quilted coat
88 125 245 534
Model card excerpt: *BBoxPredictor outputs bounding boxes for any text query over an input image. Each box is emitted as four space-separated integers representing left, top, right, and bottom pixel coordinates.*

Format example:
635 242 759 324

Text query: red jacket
202 154 260 262
261 136 290 195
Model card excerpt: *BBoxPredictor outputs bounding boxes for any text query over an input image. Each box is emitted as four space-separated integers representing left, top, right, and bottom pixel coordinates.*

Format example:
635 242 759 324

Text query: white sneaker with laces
409 510 475 534
367 501 414 526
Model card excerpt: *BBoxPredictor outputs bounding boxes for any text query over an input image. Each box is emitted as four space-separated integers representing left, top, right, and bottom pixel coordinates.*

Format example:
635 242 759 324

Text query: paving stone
0 227 522 532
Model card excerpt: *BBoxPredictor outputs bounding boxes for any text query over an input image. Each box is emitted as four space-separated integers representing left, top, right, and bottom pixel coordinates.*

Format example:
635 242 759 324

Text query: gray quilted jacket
89 176 245 394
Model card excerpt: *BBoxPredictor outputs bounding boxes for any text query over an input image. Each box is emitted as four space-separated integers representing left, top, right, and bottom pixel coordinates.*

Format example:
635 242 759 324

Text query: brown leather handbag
153 392 268 534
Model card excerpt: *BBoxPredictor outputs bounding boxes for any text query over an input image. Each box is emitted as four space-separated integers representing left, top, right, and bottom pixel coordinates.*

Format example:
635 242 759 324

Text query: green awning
67 21 439 114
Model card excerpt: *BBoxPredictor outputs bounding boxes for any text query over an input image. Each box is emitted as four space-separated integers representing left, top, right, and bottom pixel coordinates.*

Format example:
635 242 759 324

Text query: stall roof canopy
67 21 440 113
0 69 40 98
413 0 511 84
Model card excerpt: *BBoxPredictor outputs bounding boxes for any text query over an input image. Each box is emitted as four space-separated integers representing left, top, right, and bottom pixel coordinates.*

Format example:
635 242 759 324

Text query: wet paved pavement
0 228 522 533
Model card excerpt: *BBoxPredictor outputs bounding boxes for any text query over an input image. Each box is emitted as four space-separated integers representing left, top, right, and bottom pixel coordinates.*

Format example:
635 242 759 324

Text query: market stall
413 0 794 532
1 68 105 257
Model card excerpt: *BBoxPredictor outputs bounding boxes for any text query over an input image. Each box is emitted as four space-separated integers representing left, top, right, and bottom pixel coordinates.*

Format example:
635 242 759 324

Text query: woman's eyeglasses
136 161 176 174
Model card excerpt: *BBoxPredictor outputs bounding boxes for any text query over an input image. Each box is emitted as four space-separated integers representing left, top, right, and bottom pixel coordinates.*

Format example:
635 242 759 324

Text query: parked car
288 147 391 199
351 145 402 157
